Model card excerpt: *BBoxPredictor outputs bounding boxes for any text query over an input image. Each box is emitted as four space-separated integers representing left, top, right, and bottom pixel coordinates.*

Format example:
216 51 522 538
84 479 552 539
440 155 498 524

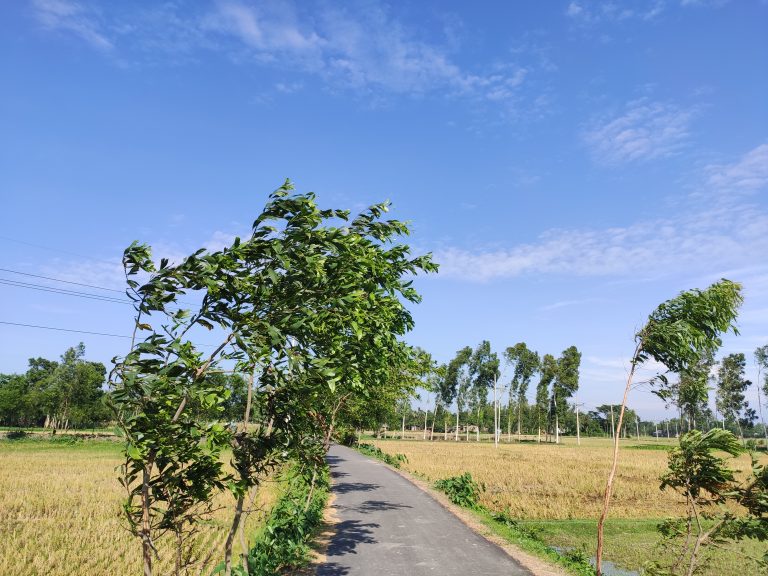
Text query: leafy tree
755 345 768 441
468 341 499 440
110 182 435 576
0 374 28 426
647 429 768 576
551 346 581 444
536 354 557 442
445 347 472 441
595 279 743 576
716 353 753 438
504 343 540 440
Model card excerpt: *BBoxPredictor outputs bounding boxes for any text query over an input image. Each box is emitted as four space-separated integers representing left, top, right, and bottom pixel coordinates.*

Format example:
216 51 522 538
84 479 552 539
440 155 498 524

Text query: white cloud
30 1 548 108
32 0 113 50
706 143 768 193
434 142 768 282
583 99 695 165
565 1 666 24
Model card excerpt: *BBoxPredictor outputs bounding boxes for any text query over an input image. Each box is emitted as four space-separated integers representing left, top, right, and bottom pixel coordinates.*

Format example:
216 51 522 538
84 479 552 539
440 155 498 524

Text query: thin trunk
493 375 498 448
610 405 615 439
224 370 256 576
596 345 640 576
142 465 153 576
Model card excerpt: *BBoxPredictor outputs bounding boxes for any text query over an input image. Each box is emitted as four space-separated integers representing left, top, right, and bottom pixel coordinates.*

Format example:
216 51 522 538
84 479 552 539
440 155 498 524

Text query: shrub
5 430 28 440
434 472 484 509
357 443 407 468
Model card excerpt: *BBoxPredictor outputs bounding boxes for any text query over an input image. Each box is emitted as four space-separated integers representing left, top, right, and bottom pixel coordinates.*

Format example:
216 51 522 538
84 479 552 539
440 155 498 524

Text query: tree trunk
596 348 639 576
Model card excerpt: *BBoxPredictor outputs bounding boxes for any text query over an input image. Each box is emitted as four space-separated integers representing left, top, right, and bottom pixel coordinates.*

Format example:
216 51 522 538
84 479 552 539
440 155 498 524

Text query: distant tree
446 347 472 441
655 351 714 432
468 341 499 441
552 346 581 444
0 374 27 426
536 354 557 442
595 279 743 576
755 345 768 441
504 343 540 440
716 353 752 439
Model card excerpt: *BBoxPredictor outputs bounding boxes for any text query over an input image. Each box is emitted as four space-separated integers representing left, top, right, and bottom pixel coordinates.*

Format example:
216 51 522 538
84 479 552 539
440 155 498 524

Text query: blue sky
1 0 767 420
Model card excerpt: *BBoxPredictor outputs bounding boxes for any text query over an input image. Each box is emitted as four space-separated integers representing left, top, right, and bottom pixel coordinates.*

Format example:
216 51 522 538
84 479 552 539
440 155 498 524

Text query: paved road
316 445 533 576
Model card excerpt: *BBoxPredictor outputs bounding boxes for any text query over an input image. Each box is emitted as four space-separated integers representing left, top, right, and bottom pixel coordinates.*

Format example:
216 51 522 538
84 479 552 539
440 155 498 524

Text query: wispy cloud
706 143 768 194
28 1 550 111
32 0 112 50
565 1 666 24
434 142 768 282
583 98 696 165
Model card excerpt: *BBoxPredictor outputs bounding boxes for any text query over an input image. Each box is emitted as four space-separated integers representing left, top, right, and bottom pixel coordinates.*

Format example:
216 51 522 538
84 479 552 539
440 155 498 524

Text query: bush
5 430 29 440
356 443 407 468
244 465 329 576
434 472 484 509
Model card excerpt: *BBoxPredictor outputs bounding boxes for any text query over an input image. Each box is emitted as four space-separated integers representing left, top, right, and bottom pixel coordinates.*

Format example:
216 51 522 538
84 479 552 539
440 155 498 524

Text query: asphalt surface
316 445 533 576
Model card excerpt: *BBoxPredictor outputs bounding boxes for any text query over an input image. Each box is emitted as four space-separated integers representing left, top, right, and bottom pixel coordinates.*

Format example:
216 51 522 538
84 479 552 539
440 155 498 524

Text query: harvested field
0 438 279 576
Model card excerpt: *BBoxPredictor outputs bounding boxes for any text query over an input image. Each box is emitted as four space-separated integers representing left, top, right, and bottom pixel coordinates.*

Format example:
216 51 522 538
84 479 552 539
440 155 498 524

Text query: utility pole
635 415 640 439
493 372 498 448
575 401 583 446
610 405 616 439
655 422 659 438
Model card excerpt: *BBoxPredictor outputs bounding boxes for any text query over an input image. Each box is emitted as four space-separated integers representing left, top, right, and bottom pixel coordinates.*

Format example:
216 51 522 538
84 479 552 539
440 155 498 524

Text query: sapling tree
595 279 743 576
110 182 436 576
646 428 768 576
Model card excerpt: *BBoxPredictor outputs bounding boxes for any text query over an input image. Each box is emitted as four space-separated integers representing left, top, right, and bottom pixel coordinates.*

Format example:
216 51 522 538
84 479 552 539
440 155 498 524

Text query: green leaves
638 279 743 374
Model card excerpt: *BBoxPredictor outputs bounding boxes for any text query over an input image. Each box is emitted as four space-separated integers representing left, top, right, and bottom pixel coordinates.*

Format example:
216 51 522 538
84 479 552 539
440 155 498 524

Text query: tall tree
504 343 540 439
445 347 472 441
595 279 743 576
551 346 581 444
716 353 752 439
468 341 499 441
536 354 557 442
755 345 768 441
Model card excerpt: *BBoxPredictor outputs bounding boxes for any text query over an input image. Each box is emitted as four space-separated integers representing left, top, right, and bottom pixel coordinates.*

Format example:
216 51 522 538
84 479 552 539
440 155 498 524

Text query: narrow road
316 445 533 576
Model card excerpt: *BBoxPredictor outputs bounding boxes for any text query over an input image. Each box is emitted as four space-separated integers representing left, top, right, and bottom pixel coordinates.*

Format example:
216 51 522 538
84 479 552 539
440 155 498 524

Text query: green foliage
638 279 743 373
243 466 329 576
5 429 29 440
356 443 407 468
434 472 484 509
111 181 435 574
649 428 768 575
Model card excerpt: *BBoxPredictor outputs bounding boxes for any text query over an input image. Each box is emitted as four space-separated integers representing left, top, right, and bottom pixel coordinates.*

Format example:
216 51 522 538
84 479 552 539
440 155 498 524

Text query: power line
0 278 131 305
0 320 220 348
0 267 124 294
0 320 132 339
0 234 117 265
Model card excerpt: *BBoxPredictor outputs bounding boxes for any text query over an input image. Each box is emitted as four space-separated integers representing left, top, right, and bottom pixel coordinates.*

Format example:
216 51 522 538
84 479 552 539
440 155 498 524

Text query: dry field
0 438 279 576
371 437 730 518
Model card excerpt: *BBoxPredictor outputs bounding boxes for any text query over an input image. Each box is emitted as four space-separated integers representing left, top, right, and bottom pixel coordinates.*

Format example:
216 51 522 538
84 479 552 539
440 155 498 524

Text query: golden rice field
371 436 760 519
0 438 279 576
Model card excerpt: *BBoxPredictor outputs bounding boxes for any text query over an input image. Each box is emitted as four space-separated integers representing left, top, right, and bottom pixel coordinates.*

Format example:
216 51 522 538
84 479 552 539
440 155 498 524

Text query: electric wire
0 267 124 293
0 278 131 305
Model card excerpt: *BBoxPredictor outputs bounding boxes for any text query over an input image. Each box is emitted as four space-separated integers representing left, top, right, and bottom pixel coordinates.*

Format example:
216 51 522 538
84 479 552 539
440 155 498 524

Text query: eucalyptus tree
535 354 557 442
111 182 436 576
426 363 447 440
756 345 768 440
551 346 581 444
716 353 752 439
654 351 714 432
446 347 472 441
595 279 743 576
504 343 540 440
468 341 499 441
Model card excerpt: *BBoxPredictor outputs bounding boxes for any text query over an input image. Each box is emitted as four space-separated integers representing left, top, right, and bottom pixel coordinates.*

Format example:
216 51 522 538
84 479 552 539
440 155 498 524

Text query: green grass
516 518 765 576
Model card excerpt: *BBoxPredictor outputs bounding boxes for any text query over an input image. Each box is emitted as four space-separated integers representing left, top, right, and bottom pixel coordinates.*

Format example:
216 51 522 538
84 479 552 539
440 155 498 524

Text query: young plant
595 279 743 575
